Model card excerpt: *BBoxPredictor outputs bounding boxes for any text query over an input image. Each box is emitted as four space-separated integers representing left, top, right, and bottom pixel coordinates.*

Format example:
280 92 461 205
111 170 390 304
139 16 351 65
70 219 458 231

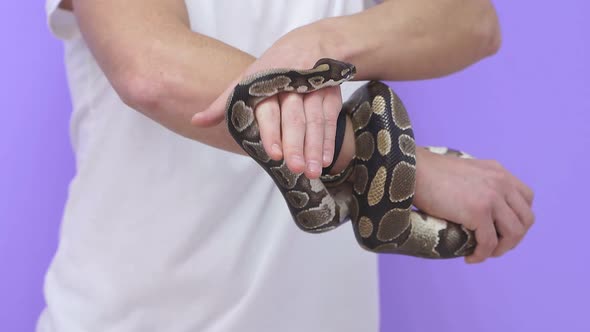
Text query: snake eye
341 65 356 80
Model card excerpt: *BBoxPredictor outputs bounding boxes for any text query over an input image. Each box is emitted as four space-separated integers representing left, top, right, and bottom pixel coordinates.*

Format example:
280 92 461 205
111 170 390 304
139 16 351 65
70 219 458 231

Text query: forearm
318 0 501 80
71 0 499 156
320 0 501 174
72 0 255 154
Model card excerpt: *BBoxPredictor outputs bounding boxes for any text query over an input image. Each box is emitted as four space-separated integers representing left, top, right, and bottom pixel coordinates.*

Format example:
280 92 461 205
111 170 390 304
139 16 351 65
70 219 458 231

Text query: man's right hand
413 148 535 263
192 25 346 180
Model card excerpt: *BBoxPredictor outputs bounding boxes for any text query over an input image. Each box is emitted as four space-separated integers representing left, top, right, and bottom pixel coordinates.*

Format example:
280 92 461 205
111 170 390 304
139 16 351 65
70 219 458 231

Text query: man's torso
39 1 379 331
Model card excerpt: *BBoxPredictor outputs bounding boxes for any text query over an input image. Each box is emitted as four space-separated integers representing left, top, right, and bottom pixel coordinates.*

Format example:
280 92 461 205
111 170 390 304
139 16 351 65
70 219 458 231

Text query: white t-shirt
40 1 379 331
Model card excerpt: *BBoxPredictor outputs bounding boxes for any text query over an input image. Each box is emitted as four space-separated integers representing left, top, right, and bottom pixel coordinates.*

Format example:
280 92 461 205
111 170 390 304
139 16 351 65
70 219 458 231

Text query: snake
226 58 476 258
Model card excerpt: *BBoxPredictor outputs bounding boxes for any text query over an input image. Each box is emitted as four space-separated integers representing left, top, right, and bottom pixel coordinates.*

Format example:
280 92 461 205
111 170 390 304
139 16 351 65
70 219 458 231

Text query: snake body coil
226 58 476 258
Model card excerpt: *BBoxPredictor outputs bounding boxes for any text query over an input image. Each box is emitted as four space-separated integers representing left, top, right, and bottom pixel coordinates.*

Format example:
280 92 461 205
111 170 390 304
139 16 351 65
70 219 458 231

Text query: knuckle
515 225 526 238
305 113 325 127
487 236 499 249
528 187 535 202
526 211 536 227
478 235 496 250
259 120 278 135
282 142 302 154
486 170 509 190
255 112 271 127
486 189 502 204
305 139 324 151
469 205 487 221
324 107 341 118
463 220 478 232
287 113 306 127
471 194 494 217
492 169 508 183
323 116 337 129
506 228 523 243
323 137 335 149
478 241 491 252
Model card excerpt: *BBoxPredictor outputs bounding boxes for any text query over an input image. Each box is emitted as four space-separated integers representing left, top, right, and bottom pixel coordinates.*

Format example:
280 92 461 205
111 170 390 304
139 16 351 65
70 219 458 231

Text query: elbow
112 63 165 113
476 1 502 57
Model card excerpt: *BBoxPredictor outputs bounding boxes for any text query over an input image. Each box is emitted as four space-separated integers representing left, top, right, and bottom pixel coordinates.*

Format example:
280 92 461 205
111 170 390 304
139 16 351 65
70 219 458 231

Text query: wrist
413 147 434 210
301 17 365 67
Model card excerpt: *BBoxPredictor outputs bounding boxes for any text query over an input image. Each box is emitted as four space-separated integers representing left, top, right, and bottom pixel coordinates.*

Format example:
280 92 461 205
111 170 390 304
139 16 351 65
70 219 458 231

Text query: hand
413 148 535 264
191 25 344 179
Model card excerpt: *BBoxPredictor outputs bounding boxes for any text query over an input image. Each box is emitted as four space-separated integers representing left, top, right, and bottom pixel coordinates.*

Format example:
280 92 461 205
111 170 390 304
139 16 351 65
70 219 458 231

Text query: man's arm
68 0 534 266
190 0 501 177
327 0 501 80
71 0 256 154
70 0 499 156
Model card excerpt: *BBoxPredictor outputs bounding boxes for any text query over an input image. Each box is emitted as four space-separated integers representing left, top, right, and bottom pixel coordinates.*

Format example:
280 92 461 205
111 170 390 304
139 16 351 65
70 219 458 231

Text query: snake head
313 58 356 83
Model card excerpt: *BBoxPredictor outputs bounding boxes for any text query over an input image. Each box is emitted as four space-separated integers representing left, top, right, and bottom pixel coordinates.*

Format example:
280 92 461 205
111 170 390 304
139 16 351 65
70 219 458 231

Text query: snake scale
226 58 476 258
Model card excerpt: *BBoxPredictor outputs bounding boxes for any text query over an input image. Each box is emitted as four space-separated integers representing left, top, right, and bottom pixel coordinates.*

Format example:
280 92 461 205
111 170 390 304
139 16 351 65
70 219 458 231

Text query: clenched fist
413 148 535 263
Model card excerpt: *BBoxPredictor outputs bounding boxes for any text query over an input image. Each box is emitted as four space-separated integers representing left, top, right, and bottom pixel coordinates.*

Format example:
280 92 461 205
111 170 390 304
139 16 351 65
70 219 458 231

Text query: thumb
191 78 240 127
190 89 229 127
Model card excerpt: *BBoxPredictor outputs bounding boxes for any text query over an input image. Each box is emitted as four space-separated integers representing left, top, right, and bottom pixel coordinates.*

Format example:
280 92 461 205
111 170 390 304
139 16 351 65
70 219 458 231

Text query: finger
191 81 238 128
506 190 535 231
491 200 526 257
279 92 306 174
255 96 283 160
302 93 325 179
510 175 534 206
465 218 498 264
321 86 343 167
501 170 533 205
483 160 534 206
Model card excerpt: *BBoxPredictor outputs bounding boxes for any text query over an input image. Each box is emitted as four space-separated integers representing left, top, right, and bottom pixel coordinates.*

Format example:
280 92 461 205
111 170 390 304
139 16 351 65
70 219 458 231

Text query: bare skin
65 0 534 263
59 0 72 10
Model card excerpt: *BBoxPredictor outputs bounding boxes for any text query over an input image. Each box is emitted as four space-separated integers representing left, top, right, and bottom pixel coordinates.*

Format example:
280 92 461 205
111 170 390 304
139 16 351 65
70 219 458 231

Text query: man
41 0 534 331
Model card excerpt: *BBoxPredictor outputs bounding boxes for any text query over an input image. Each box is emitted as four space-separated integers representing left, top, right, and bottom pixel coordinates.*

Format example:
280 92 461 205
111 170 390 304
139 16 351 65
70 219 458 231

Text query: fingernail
323 152 332 164
307 160 321 174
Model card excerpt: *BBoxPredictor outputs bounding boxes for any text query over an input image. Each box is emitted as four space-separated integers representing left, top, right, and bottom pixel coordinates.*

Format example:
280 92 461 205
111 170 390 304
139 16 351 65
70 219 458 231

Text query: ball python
226 58 476 258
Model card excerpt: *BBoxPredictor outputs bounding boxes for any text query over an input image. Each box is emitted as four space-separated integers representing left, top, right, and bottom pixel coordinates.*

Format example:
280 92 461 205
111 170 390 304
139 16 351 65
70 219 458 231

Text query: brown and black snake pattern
226 58 476 258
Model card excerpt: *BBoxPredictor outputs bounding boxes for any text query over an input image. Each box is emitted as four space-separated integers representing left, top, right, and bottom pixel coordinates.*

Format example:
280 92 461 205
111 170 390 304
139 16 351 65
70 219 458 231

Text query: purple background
1 1 588 331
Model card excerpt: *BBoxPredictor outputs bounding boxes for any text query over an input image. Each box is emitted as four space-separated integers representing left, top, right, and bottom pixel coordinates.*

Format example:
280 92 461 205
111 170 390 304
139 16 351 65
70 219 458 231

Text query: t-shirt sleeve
46 0 79 40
